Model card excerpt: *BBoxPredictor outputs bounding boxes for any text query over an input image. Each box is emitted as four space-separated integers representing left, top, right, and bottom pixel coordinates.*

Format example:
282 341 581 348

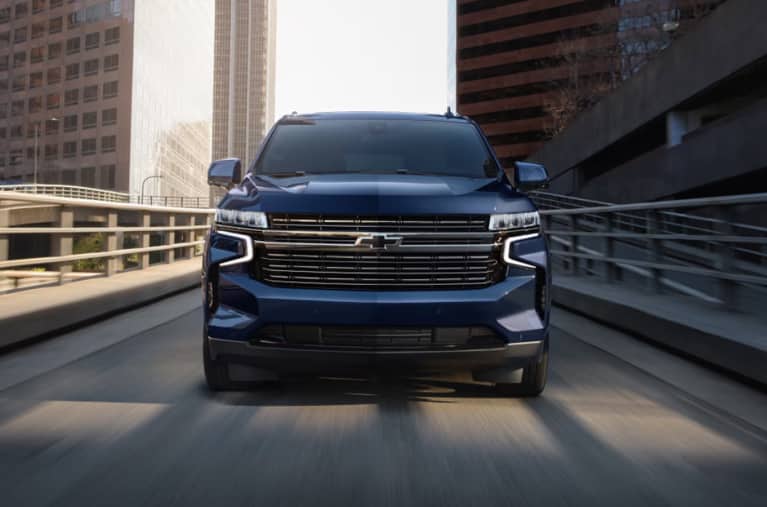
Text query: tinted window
256 119 498 178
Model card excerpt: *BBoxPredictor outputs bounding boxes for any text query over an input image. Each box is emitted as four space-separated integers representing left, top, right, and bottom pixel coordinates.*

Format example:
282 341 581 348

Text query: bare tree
543 0 722 137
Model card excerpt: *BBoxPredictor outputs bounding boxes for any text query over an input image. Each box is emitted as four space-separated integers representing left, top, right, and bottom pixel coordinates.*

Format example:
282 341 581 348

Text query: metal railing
533 191 767 309
0 191 213 291
0 184 210 208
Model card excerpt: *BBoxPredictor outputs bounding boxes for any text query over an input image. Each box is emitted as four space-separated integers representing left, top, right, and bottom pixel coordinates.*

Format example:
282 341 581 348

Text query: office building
212 0 276 168
454 0 723 168
0 0 214 197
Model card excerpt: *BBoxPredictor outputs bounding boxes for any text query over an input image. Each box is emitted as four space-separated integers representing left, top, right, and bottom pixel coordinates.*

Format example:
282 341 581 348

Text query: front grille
239 213 511 290
257 250 503 289
269 214 489 232
252 325 505 350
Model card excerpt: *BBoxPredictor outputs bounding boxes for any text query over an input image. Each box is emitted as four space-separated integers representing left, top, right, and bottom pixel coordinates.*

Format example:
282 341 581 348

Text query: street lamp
34 117 59 188
140 174 163 205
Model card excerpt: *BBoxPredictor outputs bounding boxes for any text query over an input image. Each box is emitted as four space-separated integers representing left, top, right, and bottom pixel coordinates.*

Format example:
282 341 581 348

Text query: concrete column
106 211 119 276
52 206 74 277
666 111 688 147
140 212 151 269
166 215 176 264
187 216 197 259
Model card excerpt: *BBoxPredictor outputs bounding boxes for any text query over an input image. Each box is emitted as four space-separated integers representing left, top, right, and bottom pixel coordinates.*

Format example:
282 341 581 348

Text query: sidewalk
0 259 202 349
552 274 767 385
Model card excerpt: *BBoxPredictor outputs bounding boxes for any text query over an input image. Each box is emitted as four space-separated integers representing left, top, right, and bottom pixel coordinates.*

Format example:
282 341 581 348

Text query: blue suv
203 112 551 396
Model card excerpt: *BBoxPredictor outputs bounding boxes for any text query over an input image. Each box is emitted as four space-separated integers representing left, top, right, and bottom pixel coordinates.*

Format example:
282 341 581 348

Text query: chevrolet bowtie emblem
355 234 403 250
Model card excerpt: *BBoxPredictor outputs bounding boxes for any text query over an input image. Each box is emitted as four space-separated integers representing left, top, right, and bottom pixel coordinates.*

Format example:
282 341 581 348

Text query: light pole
34 117 59 187
140 175 163 205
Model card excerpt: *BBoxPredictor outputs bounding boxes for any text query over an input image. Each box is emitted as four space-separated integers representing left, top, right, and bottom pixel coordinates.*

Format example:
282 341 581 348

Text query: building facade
454 0 723 169
212 0 276 168
0 0 214 197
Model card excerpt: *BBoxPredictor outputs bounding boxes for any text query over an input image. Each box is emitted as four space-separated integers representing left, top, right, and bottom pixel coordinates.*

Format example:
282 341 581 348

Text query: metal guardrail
533 191 767 309
0 184 210 208
0 192 213 290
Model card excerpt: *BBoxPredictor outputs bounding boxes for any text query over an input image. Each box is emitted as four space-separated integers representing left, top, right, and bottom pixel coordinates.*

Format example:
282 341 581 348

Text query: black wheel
496 343 549 397
203 334 235 391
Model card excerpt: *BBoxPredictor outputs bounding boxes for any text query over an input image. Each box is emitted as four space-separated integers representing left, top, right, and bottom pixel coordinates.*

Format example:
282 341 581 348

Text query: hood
218 172 535 216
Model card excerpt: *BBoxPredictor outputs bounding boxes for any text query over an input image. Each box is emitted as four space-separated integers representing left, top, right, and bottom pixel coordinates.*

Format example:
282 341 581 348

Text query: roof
278 111 470 123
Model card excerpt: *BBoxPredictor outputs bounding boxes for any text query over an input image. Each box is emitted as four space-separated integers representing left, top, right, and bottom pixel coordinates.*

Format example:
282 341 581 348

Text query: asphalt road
1 305 767 507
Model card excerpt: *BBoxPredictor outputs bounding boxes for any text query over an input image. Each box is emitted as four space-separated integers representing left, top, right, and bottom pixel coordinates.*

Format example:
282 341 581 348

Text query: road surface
1 296 766 506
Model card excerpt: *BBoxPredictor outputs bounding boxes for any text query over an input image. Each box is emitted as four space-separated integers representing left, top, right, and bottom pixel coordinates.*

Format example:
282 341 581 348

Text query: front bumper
206 266 549 373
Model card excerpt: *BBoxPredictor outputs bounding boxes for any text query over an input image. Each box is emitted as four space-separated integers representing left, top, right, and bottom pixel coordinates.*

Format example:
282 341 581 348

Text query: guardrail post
716 206 738 310
52 206 74 281
647 211 663 293
187 216 197 259
106 211 119 276
604 213 617 282
140 211 151 269
569 215 579 275
166 214 176 263
0 209 8 263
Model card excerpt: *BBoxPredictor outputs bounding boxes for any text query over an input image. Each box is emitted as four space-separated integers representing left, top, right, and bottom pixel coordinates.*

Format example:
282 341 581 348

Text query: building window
48 42 62 59
15 2 29 19
62 169 76 185
47 67 61 84
101 135 116 153
11 100 24 116
32 0 45 14
65 62 79 80
63 114 77 131
81 138 97 156
13 51 26 68
85 31 99 49
0 31 9 48
66 36 80 54
64 88 78 105
0 8 10 24
0 55 7 72
85 4 103 23
0 104 7 120
45 144 58 161
63 141 76 158
49 16 62 33
46 93 60 110
103 54 118 71
84 58 98 76
81 166 96 186
102 107 116 126
0 79 6 92
28 96 42 113
12 75 26 92
31 46 44 63
10 149 24 165
32 22 45 39
45 118 59 135
67 9 83 29
100 164 115 188
50 0 62 8
83 111 97 129
29 71 43 88
104 26 119 45
102 80 118 98
0 127 5 139
109 0 121 17
11 126 23 139
14 26 27 43
83 84 97 102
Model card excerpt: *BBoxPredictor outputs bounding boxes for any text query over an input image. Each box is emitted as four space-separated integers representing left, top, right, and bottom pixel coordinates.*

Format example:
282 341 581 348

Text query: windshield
254 118 499 178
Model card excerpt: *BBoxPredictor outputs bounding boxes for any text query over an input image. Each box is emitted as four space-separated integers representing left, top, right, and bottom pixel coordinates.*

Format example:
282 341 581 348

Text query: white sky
274 0 449 121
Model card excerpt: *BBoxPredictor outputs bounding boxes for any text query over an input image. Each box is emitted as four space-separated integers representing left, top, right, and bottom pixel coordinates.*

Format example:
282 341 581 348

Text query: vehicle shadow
198 373 528 407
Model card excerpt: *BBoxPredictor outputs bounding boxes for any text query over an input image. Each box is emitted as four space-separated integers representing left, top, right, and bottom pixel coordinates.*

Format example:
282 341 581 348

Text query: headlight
215 209 268 229
489 211 540 231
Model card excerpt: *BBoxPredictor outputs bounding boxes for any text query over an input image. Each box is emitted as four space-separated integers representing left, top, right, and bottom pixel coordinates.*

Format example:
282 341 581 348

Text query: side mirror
208 158 242 188
514 161 549 192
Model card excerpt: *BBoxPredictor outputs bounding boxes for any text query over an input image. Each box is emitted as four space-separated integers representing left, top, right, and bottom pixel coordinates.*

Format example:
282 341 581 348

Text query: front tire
203 334 235 391
497 343 549 397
